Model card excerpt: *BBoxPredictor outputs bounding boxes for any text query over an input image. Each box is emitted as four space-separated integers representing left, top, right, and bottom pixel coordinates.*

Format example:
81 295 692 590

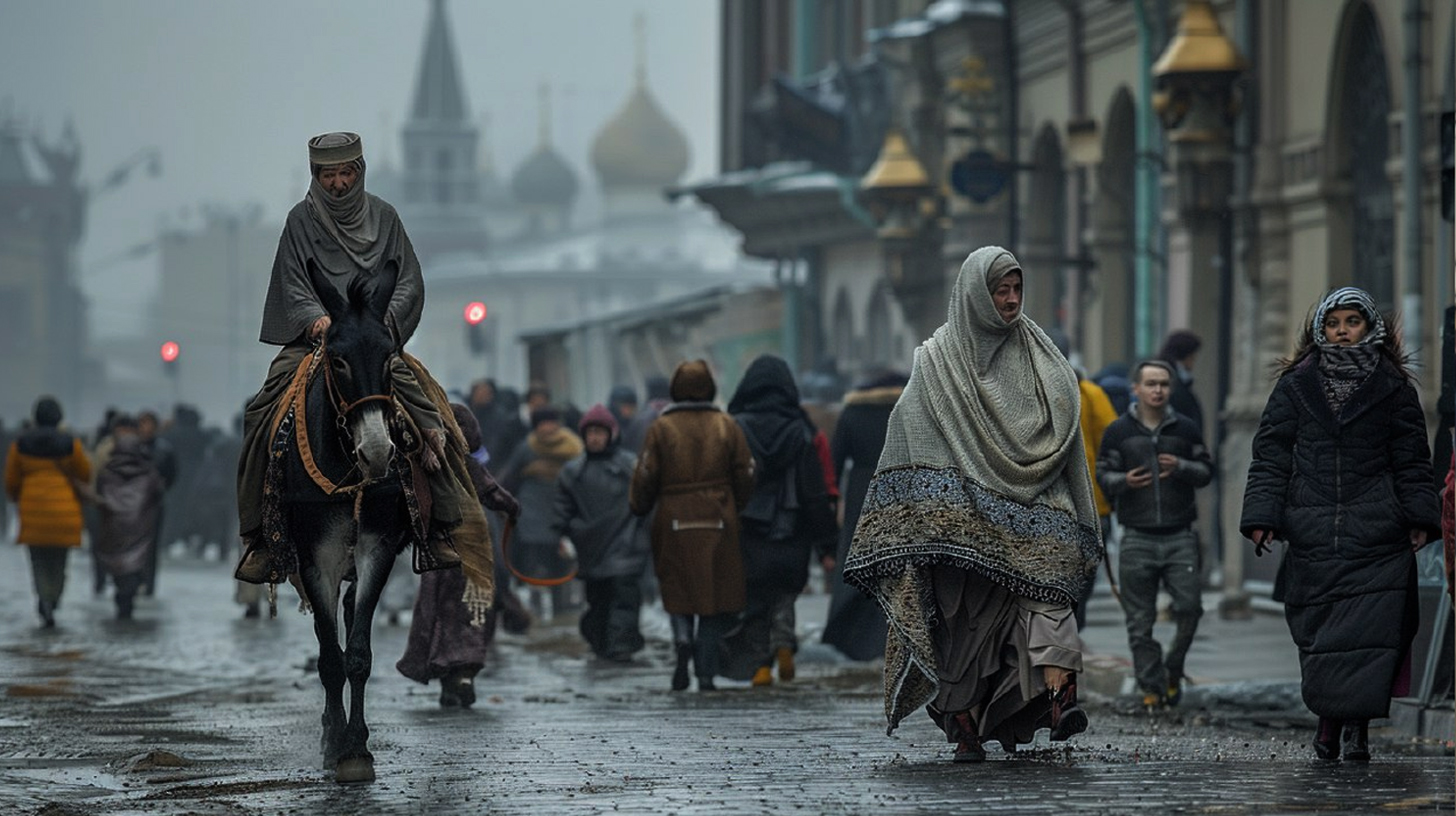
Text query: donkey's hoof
335 755 375 784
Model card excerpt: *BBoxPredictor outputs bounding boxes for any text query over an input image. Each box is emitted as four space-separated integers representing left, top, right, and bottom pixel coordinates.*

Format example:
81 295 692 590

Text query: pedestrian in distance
552 404 650 663
398 405 522 708
1241 286 1440 763
1159 330 1205 437
821 370 908 662
629 360 755 692
1050 330 1120 631
499 406 583 618
93 416 166 621
4 396 92 628
725 355 838 687
1096 359 1213 708
843 247 1102 762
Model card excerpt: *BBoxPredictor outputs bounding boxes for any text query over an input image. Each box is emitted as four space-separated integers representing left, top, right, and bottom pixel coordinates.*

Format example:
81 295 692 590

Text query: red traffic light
464 301 487 325
159 341 180 363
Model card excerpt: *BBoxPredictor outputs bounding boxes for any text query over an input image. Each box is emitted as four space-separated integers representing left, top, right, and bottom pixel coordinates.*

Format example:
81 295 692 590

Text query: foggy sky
0 0 721 338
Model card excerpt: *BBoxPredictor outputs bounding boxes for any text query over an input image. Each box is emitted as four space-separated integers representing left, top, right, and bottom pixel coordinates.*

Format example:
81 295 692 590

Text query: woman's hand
309 315 332 342
1248 528 1274 556
1410 529 1429 552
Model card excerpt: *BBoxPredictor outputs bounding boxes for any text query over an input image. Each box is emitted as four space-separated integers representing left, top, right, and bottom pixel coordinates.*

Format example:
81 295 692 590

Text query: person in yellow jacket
4 396 92 627
1050 330 1119 630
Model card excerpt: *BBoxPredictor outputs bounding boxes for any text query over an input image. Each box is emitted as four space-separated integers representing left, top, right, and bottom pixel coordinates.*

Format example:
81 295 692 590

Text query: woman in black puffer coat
1241 287 1440 763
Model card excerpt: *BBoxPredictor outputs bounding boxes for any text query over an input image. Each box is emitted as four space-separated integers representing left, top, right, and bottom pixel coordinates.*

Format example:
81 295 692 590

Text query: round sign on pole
950 149 1008 204
160 341 180 363
464 302 487 325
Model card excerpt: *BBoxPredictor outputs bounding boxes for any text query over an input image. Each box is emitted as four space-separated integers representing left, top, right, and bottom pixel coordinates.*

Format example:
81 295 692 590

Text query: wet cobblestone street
0 549 1451 815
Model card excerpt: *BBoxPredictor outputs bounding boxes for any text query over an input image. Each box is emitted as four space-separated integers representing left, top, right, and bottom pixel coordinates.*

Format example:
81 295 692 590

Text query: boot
1312 716 1340 761
1049 673 1088 741
951 712 985 763
1341 720 1369 762
776 647 795 682
751 666 774 687
233 543 272 585
37 600 55 629
671 645 691 692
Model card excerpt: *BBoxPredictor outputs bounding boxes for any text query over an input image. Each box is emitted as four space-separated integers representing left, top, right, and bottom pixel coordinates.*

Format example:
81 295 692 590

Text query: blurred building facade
687 0 1453 612
0 117 100 423
372 0 770 400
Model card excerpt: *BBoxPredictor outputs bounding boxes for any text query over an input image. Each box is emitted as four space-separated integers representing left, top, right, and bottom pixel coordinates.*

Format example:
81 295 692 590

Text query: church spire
410 0 468 122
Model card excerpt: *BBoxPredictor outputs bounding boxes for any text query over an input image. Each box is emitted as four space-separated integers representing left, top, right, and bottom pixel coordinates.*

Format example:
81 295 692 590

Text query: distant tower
510 83 579 236
397 0 490 259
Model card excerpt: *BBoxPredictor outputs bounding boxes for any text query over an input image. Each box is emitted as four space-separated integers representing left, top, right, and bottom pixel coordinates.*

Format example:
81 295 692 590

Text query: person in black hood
725 355 837 686
94 416 165 620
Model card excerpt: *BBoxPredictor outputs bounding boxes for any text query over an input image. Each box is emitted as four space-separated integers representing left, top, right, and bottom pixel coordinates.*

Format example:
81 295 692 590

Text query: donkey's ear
367 258 399 321
307 258 348 320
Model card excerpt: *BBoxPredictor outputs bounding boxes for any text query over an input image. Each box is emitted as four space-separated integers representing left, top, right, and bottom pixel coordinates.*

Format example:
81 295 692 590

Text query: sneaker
1142 691 1165 710
1165 678 1183 708
751 666 774 687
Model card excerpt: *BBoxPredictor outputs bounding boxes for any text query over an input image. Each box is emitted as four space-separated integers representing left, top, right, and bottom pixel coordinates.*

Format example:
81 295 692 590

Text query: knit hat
529 405 563 429
579 403 619 438
32 396 62 428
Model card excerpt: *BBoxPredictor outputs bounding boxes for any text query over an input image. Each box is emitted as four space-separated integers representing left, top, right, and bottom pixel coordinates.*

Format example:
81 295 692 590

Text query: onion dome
589 14 690 188
510 83 579 207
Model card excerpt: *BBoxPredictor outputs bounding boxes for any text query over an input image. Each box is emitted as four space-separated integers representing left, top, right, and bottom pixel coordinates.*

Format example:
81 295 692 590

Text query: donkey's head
308 258 399 480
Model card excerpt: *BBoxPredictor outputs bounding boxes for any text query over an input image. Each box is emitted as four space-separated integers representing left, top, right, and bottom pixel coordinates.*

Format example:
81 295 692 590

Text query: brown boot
233 543 272 584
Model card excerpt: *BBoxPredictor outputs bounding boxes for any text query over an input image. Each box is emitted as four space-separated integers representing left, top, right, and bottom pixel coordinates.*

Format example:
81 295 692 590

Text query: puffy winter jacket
5 427 92 547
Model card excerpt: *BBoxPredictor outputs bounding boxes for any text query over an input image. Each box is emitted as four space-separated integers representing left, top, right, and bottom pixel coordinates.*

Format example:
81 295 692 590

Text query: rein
498 516 578 587
291 342 394 497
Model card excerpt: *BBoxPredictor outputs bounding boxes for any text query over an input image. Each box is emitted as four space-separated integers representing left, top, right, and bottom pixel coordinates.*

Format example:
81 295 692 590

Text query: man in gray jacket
554 404 650 662
1097 360 1213 709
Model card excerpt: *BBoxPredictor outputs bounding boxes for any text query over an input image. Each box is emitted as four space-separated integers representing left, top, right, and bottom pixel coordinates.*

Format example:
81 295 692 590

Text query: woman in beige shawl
843 246 1101 762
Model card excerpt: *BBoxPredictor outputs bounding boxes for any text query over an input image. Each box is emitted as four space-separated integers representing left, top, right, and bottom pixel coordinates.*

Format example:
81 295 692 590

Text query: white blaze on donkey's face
352 403 395 480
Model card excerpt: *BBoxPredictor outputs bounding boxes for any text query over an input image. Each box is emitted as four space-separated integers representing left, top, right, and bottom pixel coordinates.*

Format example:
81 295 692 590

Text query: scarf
1310 286 1385 415
306 157 384 269
842 245 1101 735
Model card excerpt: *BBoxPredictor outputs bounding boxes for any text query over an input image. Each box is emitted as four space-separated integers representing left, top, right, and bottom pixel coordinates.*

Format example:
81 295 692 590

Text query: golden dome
589 14 690 189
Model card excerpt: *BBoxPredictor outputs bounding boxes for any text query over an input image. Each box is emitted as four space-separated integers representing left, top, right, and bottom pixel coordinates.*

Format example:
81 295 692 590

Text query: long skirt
397 567 495 683
927 565 1082 750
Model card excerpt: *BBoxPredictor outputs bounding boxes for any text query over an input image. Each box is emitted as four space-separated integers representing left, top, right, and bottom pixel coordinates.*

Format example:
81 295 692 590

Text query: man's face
317 163 358 197
527 393 549 411
534 419 561 437
470 383 494 407
615 402 638 422
990 272 1023 324
584 426 611 453
137 416 157 440
1132 365 1172 410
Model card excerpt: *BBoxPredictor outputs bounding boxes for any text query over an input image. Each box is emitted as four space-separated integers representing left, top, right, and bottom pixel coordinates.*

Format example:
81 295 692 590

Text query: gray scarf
843 246 1101 735
305 158 383 269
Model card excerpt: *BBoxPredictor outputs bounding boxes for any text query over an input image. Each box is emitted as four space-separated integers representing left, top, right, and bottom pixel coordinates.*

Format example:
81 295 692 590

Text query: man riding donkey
234 132 491 609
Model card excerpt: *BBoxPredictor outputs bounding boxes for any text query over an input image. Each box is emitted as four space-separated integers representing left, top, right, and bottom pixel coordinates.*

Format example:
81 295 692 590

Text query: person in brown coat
4 396 92 627
630 360 755 691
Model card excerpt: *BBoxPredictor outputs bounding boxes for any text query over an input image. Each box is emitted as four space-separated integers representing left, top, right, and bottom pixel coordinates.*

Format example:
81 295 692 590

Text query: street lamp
859 130 944 343
1150 0 1247 618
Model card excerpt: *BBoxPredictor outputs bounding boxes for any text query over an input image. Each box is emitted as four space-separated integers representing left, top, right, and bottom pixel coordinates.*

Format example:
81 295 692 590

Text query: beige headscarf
842 245 1101 734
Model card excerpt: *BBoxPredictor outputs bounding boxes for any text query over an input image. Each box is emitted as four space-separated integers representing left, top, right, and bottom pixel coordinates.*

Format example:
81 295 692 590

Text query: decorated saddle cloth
841 246 1102 735
257 349 495 622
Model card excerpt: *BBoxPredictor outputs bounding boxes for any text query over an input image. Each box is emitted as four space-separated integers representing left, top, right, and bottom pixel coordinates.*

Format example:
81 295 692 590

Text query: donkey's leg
335 523 399 780
295 513 352 768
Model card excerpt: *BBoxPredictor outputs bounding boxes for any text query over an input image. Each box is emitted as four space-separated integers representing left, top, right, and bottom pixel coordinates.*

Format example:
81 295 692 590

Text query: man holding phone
1097 359 1214 709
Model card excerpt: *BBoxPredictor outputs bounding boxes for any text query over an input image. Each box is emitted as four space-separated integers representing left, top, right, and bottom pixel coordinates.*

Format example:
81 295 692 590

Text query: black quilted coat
1240 355 1440 720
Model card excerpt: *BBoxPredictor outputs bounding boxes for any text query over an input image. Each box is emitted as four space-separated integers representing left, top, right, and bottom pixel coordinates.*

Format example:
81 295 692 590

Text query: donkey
281 258 411 784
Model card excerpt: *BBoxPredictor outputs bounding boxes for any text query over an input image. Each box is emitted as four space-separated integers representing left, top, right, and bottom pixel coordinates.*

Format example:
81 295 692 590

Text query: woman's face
1322 308 1369 346
990 271 1023 324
